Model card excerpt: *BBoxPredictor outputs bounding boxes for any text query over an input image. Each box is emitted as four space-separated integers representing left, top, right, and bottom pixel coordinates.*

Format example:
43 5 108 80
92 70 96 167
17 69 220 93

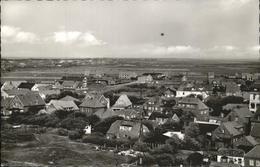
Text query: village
1 66 260 167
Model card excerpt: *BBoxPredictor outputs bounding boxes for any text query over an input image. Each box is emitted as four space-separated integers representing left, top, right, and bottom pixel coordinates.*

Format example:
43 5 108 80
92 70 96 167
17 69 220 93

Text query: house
216 148 245 166
176 97 210 122
212 121 244 149
95 108 142 120
112 94 132 111
161 87 176 99
8 92 46 113
249 92 260 113
244 145 260 167
250 122 260 140
47 100 79 113
234 136 259 153
1 89 31 99
137 75 153 83
38 89 61 100
223 82 242 97
80 94 109 116
31 84 52 91
1 81 23 90
224 106 253 125
17 82 35 90
106 120 149 140
1 97 13 116
176 84 209 99
208 72 215 83
119 71 137 79
62 80 80 90
149 112 170 125
143 97 164 117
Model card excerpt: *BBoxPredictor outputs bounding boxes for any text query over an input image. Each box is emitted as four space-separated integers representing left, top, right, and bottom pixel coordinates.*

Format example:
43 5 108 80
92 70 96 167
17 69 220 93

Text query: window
256 160 260 167
251 103 256 109
249 160 255 166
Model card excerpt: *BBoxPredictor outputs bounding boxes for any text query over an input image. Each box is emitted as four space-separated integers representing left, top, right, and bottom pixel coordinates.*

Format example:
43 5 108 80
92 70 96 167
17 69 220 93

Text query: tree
185 122 200 138
165 135 184 150
187 152 203 166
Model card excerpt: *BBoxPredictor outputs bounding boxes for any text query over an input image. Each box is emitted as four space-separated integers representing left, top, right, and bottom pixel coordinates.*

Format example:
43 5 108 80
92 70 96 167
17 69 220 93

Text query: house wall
80 107 105 116
249 94 260 113
176 91 209 99
217 155 244 166
244 157 260 167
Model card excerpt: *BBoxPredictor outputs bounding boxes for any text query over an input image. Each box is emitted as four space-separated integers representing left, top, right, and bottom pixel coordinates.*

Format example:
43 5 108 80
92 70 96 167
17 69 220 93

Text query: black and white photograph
1 0 260 166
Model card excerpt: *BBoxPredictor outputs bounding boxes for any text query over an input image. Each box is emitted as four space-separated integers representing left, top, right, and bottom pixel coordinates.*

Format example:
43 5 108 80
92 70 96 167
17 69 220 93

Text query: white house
137 75 153 83
249 93 260 113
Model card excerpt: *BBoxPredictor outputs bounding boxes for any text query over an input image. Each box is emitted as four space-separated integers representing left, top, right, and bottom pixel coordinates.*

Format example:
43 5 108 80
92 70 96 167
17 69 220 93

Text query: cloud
139 45 200 56
211 45 237 51
1 25 38 43
53 31 106 46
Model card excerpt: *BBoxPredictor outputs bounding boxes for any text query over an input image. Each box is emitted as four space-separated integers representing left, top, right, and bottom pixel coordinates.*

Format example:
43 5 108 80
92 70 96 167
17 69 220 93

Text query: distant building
249 93 260 113
176 84 209 99
223 82 242 97
208 72 215 83
162 87 176 99
62 80 80 90
119 71 137 79
17 82 35 90
137 75 153 83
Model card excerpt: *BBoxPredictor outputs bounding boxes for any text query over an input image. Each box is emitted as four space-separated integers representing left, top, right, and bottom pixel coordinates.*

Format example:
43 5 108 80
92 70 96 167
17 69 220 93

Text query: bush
68 130 83 140
57 128 68 136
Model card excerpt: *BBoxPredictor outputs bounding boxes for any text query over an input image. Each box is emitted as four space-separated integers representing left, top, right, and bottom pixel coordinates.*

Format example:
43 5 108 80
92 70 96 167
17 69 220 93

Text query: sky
1 0 259 60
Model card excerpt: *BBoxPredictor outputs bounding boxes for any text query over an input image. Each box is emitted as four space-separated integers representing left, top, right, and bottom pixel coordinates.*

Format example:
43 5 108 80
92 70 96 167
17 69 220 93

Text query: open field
1 128 128 166
1 59 260 82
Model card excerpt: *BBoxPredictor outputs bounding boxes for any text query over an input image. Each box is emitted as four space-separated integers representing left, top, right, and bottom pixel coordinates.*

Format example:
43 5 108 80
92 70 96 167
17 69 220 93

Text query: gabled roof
113 94 132 108
3 89 31 96
172 114 180 122
244 145 260 158
60 95 79 102
62 80 80 88
218 148 244 157
16 92 45 107
48 100 79 111
107 120 148 138
222 121 243 136
80 96 106 108
1 97 12 108
95 108 141 120
178 97 209 111
18 82 35 89
234 136 259 147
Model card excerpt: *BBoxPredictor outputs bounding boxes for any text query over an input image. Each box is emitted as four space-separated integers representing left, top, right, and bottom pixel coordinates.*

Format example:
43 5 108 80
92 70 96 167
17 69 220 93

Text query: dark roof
80 97 106 108
244 145 260 158
218 148 244 157
222 121 244 136
17 82 35 89
16 92 45 106
251 123 260 138
234 136 259 147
